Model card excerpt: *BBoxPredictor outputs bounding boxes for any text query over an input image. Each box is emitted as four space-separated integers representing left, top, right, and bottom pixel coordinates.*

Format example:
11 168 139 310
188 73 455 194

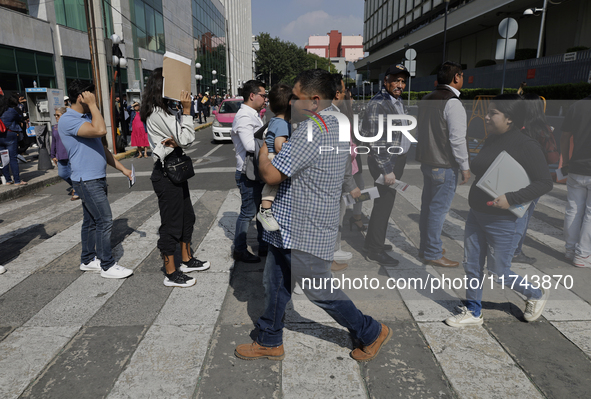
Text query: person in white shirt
141 68 210 288
415 61 471 268
231 80 268 263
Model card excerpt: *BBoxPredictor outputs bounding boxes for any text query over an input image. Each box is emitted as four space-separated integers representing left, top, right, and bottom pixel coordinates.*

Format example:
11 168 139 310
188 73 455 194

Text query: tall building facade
0 0 249 99
356 0 591 83
221 0 253 95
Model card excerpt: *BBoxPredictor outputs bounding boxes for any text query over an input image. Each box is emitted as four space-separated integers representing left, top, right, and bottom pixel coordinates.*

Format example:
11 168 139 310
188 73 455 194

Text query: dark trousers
365 154 407 252
151 164 195 255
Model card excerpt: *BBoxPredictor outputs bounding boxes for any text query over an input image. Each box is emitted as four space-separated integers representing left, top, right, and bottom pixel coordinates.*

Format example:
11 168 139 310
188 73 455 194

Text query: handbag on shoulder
163 147 194 184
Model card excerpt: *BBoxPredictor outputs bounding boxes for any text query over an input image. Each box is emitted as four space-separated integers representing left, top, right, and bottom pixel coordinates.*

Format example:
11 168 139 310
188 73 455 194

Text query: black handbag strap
254 121 269 140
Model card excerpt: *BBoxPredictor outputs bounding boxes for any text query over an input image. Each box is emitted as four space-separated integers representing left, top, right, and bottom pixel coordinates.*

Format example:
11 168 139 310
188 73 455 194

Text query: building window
132 0 165 53
192 0 227 94
0 45 55 94
54 0 114 36
63 57 92 89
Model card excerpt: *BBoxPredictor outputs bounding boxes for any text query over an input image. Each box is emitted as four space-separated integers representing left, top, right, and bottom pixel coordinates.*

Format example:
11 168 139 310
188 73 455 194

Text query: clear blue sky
251 0 364 47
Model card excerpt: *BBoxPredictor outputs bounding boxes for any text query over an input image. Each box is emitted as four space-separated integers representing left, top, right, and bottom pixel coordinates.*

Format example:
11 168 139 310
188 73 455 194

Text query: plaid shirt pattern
263 105 348 260
360 86 408 175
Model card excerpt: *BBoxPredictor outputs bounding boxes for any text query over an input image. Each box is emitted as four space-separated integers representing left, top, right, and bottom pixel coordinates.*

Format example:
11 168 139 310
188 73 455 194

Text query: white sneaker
80 257 101 271
293 283 304 295
524 288 549 322
257 206 280 231
0 265 6 274
565 249 575 261
444 306 483 327
100 263 133 279
333 249 353 261
573 254 591 268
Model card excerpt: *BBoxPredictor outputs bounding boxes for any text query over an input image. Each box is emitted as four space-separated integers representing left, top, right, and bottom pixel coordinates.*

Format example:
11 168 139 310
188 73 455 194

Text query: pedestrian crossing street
1 174 591 398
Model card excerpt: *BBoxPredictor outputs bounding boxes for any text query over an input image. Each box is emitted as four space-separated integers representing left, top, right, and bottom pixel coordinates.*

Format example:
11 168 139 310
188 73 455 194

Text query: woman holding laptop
445 94 553 327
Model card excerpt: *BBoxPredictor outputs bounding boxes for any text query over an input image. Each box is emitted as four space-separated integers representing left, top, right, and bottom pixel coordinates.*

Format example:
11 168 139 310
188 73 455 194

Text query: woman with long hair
511 94 556 264
445 94 553 327
140 67 210 287
0 94 26 185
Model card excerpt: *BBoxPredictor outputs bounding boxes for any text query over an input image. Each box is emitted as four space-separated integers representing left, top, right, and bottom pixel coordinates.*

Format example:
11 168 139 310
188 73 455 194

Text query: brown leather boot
426 256 459 268
331 261 348 272
235 342 285 360
350 323 392 362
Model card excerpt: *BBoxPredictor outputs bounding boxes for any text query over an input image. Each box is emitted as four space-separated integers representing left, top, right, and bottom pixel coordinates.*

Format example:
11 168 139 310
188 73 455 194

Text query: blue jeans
72 178 115 270
419 165 459 260
255 246 381 347
234 170 267 252
464 209 542 317
512 197 539 256
0 131 22 183
564 174 591 257
57 159 73 190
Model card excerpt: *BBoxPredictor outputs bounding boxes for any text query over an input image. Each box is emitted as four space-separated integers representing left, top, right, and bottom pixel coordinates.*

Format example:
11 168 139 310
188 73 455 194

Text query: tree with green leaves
255 33 337 86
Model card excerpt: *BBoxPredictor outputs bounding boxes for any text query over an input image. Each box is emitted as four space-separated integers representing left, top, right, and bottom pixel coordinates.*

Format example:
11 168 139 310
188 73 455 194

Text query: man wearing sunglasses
231 80 268 263
58 79 134 279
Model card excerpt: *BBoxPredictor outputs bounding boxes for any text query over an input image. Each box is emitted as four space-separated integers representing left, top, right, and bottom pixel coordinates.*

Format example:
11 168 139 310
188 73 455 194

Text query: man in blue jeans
235 69 391 362
230 80 268 263
58 79 134 279
415 61 471 268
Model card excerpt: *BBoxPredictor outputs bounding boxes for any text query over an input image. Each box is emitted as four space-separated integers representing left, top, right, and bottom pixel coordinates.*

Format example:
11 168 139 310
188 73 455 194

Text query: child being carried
256 83 292 231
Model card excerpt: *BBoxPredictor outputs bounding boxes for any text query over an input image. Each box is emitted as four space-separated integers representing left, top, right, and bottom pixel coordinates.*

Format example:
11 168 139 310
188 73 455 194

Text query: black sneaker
233 250 261 263
164 270 196 287
180 257 211 272
512 252 537 264
365 251 399 266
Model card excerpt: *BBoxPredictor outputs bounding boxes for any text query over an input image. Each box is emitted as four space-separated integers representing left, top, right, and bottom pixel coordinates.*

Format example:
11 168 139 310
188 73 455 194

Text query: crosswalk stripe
23 191 205 329
550 321 591 358
0 194 49 216
0 196 81 244
398 181 591 324
359 197 545 398
0 191 153 296
106 190 238 398
419 323 543 398
282 325 367 399
0 326 83 399
1 191 204 398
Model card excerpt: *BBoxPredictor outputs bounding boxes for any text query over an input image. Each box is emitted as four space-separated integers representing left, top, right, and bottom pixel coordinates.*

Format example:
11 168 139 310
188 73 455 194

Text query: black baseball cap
385 64 410 78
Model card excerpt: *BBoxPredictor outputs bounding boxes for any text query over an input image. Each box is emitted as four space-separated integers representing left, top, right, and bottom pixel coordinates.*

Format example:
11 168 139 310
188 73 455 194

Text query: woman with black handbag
141 68 210 288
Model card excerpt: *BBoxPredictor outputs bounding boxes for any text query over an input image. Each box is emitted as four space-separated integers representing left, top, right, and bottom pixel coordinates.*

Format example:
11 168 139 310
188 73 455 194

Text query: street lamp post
111 34 128 154
442 0 451 64
523 0 549 58
195 63 202 94
212 70 217 100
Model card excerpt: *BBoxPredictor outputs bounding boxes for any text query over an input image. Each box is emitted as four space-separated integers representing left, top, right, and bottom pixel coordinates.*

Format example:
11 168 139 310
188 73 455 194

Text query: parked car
212 98 243 142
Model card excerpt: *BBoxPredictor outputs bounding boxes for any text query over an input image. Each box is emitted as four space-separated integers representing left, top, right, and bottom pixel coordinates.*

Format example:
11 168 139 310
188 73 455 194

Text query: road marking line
0 194 49 216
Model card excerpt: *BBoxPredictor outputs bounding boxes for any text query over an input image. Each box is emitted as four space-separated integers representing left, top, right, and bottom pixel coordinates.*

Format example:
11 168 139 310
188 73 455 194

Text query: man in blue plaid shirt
362 64 412 266
234 69 392 363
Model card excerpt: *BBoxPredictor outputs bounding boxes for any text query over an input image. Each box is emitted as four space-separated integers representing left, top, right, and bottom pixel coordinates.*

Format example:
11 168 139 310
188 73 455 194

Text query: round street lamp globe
212 70 217 75
196 63 201 69
119 58 127 67
112 55 119 66
110 34 122 45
